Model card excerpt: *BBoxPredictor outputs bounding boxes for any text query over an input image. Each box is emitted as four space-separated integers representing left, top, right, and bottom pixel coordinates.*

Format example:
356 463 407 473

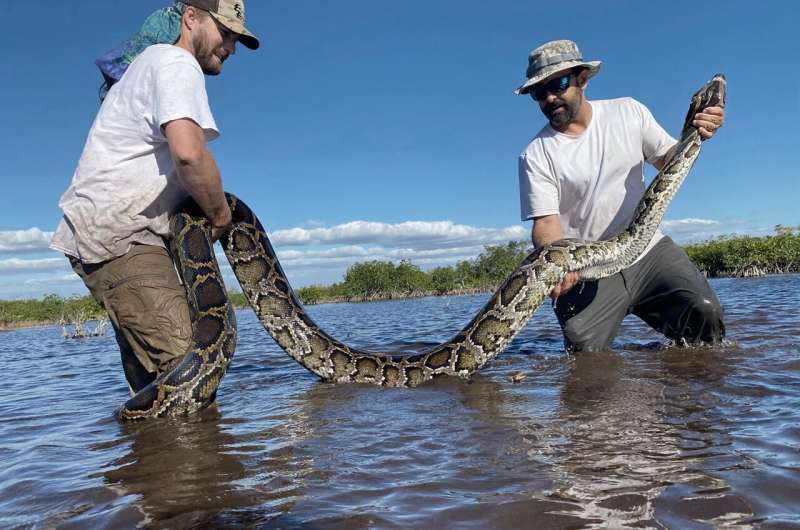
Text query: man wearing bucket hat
516 40 725 352
50 1 260 394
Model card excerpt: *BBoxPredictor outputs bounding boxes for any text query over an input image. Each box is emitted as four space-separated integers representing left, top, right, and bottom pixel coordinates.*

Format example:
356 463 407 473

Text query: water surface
1 275 799 528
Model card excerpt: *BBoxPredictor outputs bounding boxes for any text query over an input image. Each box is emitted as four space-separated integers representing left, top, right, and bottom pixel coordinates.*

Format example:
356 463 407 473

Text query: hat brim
514 60 601 95
209 12 260 50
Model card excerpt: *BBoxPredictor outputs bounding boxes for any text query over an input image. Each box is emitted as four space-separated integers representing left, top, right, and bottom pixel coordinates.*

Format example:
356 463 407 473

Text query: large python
118 74 726 420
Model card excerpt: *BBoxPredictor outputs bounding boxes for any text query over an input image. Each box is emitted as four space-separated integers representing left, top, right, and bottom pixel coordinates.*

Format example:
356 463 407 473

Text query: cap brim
514 60 601 95
209 12 260 50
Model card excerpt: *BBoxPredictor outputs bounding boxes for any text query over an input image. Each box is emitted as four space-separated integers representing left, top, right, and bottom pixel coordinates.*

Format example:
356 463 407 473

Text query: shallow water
1 274 799 529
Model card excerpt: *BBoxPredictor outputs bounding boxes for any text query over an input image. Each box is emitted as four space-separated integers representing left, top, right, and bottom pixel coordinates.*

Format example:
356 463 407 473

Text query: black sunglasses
530 72 574 102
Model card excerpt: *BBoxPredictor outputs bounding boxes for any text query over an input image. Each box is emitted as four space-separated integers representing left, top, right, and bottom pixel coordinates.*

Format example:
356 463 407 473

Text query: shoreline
0 288 493 332
300 269 800 306
0 320 61 332
299 287 493 306
3 271 797 332
700 264 799 279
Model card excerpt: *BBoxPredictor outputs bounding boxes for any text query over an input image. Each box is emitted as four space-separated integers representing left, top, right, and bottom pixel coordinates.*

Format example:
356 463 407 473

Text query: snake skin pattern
117 74 725 420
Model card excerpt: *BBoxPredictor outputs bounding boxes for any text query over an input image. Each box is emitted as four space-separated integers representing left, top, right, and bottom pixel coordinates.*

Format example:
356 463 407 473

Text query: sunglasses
530 72 574 102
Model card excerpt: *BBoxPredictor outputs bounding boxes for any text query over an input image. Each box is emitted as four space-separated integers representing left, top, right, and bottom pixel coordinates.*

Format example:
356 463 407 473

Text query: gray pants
553 236 725 352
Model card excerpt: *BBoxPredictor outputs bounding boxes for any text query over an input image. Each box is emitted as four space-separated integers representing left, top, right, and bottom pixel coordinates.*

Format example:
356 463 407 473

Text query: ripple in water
0 275 798 528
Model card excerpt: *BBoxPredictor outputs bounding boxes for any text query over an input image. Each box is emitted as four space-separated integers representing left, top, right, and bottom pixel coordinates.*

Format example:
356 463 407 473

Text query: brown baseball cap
183 0 260 50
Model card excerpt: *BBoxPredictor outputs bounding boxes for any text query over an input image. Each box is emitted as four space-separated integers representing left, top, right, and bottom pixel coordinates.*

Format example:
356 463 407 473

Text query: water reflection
102 373 371 528
102 406 261 527
1 276 798 528
537 348 753 528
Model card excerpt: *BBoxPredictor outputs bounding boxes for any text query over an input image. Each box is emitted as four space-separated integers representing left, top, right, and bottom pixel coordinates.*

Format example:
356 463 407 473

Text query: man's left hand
693 106 725 140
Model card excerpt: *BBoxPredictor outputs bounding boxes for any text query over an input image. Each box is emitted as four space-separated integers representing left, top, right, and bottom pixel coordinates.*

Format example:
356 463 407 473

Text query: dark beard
544 98 579 129
194 33 222 76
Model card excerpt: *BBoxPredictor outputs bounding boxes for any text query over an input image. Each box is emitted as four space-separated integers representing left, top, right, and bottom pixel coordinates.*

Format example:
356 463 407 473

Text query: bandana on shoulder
95 2 187 100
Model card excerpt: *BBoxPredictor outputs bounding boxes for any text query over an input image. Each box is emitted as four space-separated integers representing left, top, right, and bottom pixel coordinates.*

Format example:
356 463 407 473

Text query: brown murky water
1 274 799 529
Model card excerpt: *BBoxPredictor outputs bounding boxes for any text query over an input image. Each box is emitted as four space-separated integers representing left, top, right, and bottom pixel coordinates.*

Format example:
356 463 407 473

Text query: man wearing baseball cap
516 40 726 352
50 1 260 394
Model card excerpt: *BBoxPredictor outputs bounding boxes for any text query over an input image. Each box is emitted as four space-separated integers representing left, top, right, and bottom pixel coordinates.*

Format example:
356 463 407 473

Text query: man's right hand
210 206 233 243
551 271 580 299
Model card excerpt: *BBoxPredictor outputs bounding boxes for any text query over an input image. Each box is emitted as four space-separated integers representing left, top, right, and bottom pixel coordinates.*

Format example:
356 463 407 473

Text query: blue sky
0 1 797 299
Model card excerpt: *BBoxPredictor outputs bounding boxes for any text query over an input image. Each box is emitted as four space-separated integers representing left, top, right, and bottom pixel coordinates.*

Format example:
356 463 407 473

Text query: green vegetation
685 226 800 278
229 291 248 308
3 228 798 328
0 293 104 329
291 241 532 304
0 292 251 331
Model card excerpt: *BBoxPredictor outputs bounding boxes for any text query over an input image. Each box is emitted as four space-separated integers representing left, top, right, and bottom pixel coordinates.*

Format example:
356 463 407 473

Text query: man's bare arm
532 214 579 297
164 118 231 241
532 213 564 248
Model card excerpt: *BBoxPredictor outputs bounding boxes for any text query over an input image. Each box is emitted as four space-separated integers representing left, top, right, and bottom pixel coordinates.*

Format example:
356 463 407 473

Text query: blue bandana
95 2 186 100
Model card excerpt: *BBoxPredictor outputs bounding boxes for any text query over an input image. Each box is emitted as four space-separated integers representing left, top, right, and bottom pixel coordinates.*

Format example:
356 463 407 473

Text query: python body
117 74 726 420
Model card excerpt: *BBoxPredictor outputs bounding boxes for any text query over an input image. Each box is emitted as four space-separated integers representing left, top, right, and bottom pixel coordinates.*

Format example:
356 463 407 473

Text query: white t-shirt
50 44 219 263
518 97 675 259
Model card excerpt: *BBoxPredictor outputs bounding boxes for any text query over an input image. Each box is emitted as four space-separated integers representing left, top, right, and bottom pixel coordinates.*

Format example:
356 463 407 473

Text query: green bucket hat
183 0 260 50
514 40 601 95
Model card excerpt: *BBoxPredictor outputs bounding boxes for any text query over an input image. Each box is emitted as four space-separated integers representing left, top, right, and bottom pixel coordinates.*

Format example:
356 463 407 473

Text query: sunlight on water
0 275 798 528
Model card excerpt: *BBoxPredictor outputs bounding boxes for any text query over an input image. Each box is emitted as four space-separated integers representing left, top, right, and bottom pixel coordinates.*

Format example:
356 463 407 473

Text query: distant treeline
685 226 800 278
289 240 532 305
285 226 800 305
2 228 798 327
0 293 104 329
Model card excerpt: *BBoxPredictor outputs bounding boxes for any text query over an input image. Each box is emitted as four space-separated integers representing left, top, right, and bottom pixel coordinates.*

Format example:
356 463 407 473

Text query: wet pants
553 236 725 352
68 244 192 393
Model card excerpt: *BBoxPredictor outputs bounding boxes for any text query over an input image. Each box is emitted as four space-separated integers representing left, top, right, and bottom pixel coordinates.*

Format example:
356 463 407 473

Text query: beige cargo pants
69 244 192 394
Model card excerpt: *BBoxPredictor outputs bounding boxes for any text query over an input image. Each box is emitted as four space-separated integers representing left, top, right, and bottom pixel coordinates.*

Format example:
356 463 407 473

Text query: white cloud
662 217 776 244
207 220 529 285
661 218 720 243
271 220 527 250
663 218 719 228
0 257 66 273
274 244 488 269
278 244 482 261
214 241 498 284
0 228 54 253
24 273 83 286
7 215 784 299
